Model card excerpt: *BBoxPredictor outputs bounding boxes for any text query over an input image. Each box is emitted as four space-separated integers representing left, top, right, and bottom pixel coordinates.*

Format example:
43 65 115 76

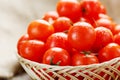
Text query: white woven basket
17 54 120 80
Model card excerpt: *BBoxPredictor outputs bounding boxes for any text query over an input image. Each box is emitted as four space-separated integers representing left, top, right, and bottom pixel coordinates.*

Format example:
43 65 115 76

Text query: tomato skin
42 11 59 23
45 32 71 53
17 34 30 52
18 40 45 63
57 0 81 22
98 43 120 63
68 22 96 51
27 19 54 42
71 51 99 66
80 0 106 20
43 47 70 66
113 32 120 45
112 24 120 35
95 18 116 33
52 17 72 32
91 27 113 52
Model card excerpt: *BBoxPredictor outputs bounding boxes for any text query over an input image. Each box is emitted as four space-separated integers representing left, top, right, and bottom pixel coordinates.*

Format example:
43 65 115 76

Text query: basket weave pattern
18 55 120 80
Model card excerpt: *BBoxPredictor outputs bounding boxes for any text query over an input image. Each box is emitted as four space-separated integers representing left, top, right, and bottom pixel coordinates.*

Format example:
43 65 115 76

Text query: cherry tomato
42 11 59 23
68 21 96 51
98 43 120 62
45 32 71 53
57 0 81 22
17 34 30 52
18 40 45 63
112 24 120 35
113 32 120 45
27 19 54 42
43 47 70 66
80 0 106 20
94 18 116 33
91 27 113 52
52 17 72 32
71 51 99 66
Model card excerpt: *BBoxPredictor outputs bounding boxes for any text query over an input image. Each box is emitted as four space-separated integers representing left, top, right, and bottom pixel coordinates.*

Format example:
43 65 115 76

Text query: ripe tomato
42 11 59 23
91 27 113 52
56 0 81 22
94 18 116 33
98 43 120 63
27 19 54 42
18 40 45 63
112 24 120 35
42 47 70 66
45 32 71 53
52 17 72 32
68 21 96 51
71 51 99 66
80 0 106 20
17 34 30 52
113 32 120 45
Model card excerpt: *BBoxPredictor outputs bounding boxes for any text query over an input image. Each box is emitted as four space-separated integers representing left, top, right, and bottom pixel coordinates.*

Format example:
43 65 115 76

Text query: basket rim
17 53 120 68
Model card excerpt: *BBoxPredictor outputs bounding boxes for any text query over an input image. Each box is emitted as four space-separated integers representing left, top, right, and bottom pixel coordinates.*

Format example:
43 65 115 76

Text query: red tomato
17 34 30 52
94 18 116 33
45 32 71 53
27 19 54 42
91 27 113 52
112 24 120 35
52 17 72 32
71 51 99 66
113 32 120 45
18 40 45 63
68 22 96 51
56 0 81 22
43 47 70 66
98 43 120 62
80 0 106 20
42 11 59 23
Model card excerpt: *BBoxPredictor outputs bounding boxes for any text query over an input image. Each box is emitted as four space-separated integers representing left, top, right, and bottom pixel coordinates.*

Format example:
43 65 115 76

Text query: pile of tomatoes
17 0 120 66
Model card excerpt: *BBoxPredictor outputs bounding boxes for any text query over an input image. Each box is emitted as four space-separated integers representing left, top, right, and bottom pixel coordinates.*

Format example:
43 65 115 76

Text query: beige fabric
0 0 120 79
0 0 57 78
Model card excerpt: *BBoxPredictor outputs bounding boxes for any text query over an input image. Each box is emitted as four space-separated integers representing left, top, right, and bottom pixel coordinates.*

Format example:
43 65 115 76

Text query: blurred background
0 0 120 80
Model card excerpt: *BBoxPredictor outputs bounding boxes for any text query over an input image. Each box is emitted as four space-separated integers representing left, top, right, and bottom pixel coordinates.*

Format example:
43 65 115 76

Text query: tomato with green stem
43 47 70 66
71 51 99 66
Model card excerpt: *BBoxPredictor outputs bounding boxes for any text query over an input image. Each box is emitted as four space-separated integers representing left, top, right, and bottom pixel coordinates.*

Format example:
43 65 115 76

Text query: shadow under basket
17 54 120 80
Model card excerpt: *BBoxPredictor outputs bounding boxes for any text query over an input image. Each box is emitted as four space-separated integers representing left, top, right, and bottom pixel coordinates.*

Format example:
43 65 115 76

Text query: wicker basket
17 54 120 80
